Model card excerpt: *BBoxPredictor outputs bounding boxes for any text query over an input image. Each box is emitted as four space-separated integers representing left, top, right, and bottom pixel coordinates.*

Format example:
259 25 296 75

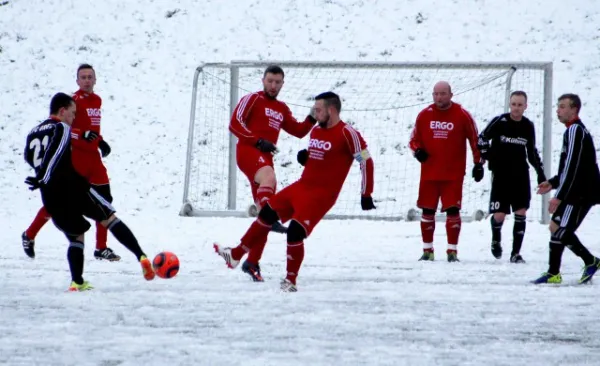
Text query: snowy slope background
1 0 600 365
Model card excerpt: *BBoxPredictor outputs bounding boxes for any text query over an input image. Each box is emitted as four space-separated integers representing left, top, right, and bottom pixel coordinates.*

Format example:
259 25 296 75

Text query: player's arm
281 105 317 138
463 108 482 164
409 111 428 162
37 123 71 185
343 126 375 210
525 121 546 183
554 124 585 200
477 115 501 161
229 93 260 145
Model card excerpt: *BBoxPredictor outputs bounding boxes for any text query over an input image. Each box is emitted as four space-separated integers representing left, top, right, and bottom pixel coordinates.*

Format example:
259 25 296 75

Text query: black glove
83 130 99 142
297 149 308 166
472 163 484 182
98 140 111 158
25 176 42 191
414 148 429 163
361 196 376 210
256 138 277 153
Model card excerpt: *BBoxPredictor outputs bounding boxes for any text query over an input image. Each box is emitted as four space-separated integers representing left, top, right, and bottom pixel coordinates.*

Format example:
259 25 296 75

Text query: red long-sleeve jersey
409 102 481 181
229 91 314 146
300 121 374 198
70 90 103 152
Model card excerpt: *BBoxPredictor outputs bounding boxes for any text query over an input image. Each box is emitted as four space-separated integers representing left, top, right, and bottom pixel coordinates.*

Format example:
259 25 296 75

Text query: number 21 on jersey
30 136 49 168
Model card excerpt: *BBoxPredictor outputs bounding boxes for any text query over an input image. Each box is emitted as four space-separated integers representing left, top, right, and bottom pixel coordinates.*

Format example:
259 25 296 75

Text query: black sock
490 216 503 242
67 241 85 284
564 233 595 265
548 240 565 275
512 214 526 255
107 218 145 260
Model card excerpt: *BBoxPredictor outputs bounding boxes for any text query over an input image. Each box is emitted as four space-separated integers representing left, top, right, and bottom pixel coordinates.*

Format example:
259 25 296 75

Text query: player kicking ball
214 91 376 291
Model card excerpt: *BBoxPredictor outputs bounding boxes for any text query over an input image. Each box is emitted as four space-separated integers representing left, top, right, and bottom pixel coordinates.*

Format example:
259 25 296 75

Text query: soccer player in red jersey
215 91 376 291
22 64 120 261
229 65 317 278
409 81 484 262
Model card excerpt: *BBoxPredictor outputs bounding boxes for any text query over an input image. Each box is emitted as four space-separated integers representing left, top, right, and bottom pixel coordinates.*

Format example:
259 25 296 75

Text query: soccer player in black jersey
478 91 546 263
533 93 600 284
24 93 155 291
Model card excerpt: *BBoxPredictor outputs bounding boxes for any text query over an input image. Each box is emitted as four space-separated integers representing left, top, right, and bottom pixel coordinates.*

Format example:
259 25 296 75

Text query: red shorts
236 144 274 200
417 179 464 212
71 149 109 185
268 181 336 236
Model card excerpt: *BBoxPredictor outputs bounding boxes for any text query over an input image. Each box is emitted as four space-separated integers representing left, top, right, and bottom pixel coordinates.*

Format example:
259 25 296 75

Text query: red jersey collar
565 117 579 128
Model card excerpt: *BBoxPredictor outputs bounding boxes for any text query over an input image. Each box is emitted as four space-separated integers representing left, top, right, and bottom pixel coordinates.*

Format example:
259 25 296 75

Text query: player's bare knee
549 221 559 233
514 208 527 216
287 220 307 243
254 166 276 188
66 234 85 245
100 214 118 228
258 203 279 225
493 212 506 222
445 206 460 216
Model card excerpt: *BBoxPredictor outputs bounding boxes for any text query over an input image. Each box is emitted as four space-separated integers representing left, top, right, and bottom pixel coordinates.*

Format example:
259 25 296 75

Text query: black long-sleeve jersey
24 118 87 191
548 119 600 205
478 113 546 182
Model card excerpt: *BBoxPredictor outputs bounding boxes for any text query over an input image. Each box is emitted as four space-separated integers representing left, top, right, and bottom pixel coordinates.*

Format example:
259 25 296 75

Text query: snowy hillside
2 1 600 365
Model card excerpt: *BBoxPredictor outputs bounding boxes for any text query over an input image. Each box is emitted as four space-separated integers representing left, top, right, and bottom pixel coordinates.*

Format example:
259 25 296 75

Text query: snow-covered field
1 0 600 365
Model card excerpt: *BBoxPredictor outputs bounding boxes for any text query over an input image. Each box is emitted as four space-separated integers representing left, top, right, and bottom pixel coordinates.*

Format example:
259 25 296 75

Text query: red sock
247 236 267 264
231 219 271 260
256 186 274 209
285 242 305 285
96 222 108 250
446 214 461 252
26 206 51 239
420 213 435 251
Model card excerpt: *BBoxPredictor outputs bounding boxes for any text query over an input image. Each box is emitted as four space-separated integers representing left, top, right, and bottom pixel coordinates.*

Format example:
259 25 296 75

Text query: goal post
181 61 553 224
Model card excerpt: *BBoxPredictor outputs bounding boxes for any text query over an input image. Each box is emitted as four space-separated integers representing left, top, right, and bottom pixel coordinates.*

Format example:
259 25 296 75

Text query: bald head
432 81 453 110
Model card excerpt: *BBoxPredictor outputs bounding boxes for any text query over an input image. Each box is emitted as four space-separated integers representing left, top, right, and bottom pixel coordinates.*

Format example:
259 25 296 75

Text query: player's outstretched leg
22 206 52 258
418 209 435 261
103 216 154 280
490 214 504 259
91 184 121 261
282 220 306 292
532 237 564 284
65 236 93 292
560 232 600 284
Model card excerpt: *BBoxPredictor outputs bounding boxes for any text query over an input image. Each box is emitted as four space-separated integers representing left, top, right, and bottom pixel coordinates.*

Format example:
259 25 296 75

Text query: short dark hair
49 92 75 115
77 63 95 77
263 65 284 78
558 93 582 112
510 90 528 101
315 91 342 113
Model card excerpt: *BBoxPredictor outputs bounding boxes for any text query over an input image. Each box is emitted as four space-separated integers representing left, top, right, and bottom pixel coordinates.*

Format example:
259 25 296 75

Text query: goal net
181 61 553 223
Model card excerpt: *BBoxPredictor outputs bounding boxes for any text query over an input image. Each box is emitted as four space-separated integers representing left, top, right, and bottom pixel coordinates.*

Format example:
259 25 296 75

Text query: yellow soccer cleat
68 281 94 292
140 255 155 281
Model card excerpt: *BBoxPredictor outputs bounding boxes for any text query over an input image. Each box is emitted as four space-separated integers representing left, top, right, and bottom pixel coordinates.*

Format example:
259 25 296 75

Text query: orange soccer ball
152 251 180 279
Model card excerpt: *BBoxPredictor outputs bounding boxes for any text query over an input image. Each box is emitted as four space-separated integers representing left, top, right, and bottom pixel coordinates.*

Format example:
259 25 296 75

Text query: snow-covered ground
1 0 600 364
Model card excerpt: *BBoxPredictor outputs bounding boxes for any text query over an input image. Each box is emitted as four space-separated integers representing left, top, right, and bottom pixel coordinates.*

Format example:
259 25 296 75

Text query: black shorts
551 202 591 235
489 171 531 214
41 186 116 237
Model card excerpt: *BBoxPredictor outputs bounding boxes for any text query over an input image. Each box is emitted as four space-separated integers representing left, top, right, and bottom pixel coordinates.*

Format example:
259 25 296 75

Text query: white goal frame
180 61 553 224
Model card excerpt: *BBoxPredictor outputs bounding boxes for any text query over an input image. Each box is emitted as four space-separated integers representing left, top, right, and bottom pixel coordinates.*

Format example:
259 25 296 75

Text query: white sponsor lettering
86 108 102 117
429 121 454 130
265 108 283 121
499 135 527 146
308 138 332 151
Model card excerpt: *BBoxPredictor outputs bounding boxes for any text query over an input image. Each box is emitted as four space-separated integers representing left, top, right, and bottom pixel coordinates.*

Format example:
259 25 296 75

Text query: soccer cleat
242 260 264 282
213 243 240 269
491 240 503 259
270 221 288 234
21 232 35 259
68 281 94 292
579 257 600 284
531 272 562 284
510 254 526 263
447 251 460 262
94 247 121 261
418 251 435 261
140 255 155 281
280 279 298 292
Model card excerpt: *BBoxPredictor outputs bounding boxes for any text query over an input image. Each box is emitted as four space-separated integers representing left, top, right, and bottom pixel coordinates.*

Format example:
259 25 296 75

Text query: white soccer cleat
213 243 240 269
280 279 298 292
